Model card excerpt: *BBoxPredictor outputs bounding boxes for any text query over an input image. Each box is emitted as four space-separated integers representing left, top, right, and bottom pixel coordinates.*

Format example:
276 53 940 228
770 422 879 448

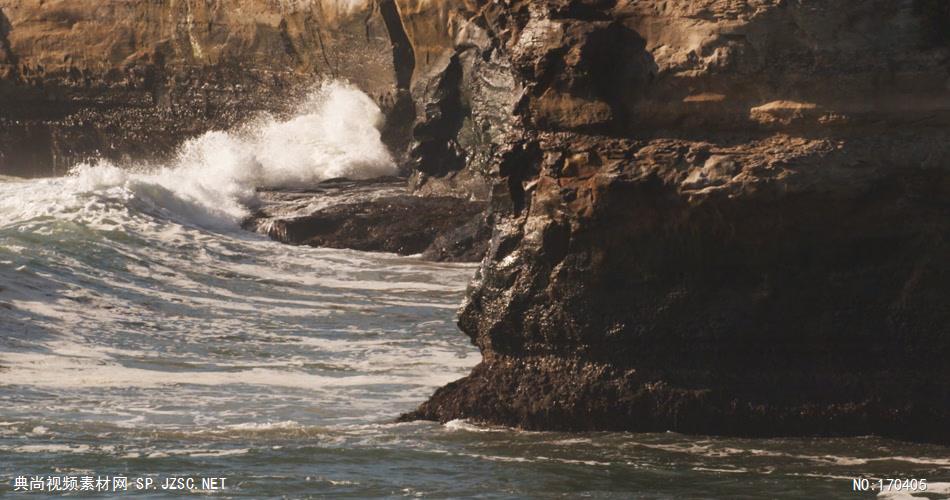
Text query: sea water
0 82 947 499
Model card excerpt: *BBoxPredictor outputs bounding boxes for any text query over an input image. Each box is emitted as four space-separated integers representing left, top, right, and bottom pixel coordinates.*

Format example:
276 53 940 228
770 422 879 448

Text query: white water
41 80 396 228
0 77 477 439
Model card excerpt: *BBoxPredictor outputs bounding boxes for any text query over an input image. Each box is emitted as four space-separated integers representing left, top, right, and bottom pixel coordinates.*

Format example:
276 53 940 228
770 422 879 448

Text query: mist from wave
10 80 396 230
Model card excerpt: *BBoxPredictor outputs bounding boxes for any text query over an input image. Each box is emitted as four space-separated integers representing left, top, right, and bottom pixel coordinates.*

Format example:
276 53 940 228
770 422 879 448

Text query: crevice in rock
314 24 336 79
278 19 300 61
0 10 12 52
0 7 19 80
498 139 541 215
377 0 417 161
378 0 415 91
410 53 467 178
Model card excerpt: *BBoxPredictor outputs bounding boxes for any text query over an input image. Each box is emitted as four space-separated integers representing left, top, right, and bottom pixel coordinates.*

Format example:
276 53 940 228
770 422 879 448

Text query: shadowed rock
403 0 950 444
243 178 489 262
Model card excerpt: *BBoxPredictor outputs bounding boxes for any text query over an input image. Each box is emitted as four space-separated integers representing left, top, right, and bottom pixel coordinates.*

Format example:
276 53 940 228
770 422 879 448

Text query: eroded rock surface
0 0 467 176
244 178 489 261
405 0 950 443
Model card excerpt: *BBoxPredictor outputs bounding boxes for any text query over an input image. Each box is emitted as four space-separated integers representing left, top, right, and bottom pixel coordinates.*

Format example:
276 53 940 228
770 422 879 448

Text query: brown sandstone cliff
406 0 950 444
0 0 471 176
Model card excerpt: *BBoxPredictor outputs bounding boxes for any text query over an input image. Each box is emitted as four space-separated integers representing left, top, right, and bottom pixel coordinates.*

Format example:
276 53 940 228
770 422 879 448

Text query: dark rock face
408 8 521 200
244 179 489 262
407 133 950 442
405 0 950 444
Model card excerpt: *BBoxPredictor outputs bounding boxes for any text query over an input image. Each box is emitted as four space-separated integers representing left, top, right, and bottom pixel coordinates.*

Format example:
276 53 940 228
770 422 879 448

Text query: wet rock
421 211 493 262
244 178 489 262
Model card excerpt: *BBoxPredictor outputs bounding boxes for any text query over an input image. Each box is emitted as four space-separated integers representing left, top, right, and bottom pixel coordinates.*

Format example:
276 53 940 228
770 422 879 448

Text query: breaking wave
57 80 396 227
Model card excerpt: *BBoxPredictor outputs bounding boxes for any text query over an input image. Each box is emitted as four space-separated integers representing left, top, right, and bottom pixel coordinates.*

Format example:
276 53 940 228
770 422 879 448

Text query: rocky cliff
3 0 949 443
405 0 950 444
0 0 472 176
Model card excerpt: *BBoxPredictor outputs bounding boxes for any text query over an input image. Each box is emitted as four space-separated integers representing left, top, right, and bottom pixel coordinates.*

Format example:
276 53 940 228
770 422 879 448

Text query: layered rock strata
405 0 950 444
0 0 467 176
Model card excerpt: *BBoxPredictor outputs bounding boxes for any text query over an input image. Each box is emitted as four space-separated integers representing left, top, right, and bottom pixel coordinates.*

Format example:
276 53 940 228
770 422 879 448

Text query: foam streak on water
0 82 948 498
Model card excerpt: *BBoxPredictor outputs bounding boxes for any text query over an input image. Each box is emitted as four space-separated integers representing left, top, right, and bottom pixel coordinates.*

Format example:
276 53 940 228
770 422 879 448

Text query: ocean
0 82 947 499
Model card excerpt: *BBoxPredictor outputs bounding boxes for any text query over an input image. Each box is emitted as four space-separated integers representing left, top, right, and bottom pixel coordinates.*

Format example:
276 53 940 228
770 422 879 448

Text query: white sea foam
443 419 498 433
220 421 303 432
9 444 91 454
28 426 50 436
632 441 950 472
186 448 251 457
0 80 488 483
2 81 395 229
0 350 466 390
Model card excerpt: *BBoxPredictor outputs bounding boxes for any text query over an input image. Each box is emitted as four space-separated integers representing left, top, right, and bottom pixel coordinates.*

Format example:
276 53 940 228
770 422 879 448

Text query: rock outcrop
4 0 949 443
243 178 489 261
405 0 950 444
0 0 468 176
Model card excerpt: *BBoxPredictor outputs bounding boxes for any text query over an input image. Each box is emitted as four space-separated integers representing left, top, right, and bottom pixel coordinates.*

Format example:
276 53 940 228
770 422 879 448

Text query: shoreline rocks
3 0 949 445
402 132 950 443
243 178 489 262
